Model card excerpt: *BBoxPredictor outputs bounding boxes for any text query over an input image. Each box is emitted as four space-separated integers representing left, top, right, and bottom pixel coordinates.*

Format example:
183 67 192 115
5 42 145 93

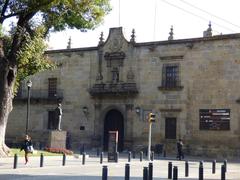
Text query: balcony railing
89 83 139 96
14 89 63 103
158 80 183 91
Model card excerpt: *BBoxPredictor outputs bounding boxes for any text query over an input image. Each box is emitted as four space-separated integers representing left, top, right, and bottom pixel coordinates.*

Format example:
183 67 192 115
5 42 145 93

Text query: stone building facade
7 27 240 158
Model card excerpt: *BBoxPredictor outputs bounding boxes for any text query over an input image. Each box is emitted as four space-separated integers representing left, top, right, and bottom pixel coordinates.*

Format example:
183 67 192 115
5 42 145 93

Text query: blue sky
47 0 240 49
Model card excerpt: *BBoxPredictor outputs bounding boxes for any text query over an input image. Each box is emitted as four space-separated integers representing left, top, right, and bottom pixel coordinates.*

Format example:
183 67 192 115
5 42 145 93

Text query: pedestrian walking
177 139 184 160
20 135 33 164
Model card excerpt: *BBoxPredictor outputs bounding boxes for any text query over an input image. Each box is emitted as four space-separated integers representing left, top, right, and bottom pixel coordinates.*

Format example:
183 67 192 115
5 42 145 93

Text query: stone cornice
159 108 182 112
160 55 184 60
45 33 240 54
158 86 184 91
45 46 98 54
135 33 240 47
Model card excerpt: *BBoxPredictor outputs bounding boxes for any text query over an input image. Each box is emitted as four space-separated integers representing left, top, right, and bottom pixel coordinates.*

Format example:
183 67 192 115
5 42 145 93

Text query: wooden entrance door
165 117 177 139
103 109 124 152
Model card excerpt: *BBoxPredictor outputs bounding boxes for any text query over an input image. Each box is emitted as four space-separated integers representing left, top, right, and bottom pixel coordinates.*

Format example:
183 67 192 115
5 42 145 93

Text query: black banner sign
199 109 230 130
108 131 118 162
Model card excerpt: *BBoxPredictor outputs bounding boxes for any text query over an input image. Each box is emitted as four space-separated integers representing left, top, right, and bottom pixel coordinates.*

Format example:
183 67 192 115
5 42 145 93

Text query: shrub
44 147 73 155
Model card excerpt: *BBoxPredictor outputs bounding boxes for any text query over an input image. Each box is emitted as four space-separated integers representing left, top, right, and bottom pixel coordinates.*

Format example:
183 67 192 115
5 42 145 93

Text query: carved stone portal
104 51 125 67
110 38 123 52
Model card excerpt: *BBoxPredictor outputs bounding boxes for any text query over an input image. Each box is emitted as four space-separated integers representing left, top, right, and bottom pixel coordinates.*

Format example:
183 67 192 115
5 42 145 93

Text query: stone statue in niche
112 67 119 83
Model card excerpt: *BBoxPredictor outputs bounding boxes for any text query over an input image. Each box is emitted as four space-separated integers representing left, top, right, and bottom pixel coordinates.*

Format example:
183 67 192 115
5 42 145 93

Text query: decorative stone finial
168 26 174 40
98 32 104 45
130 29 136 43
203 22 212 37
67 37 71 49
127 67 135 82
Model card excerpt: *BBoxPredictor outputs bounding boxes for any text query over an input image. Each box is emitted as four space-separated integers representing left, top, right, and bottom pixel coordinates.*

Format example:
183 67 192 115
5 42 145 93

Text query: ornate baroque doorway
103 109 124 152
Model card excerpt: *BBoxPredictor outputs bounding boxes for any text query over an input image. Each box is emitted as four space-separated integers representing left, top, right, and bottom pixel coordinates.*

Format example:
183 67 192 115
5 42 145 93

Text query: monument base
108 152 118 162
47 130 67 149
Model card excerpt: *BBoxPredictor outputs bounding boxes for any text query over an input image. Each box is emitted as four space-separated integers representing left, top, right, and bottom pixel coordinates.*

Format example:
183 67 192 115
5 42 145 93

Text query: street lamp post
148 120 152 161
25 80 32 135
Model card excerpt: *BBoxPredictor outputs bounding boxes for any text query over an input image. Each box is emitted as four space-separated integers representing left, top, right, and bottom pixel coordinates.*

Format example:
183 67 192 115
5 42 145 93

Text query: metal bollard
140 151 143 162
40 153 44 167
128 151 131 162
132 151 135 159
168 162 172 179
125 163 130 180
163 150 166 157
100 152 104 164
62 153 66 166
212 160 216 174
97 148 100 157
145 149 148 157
148 162 153 180
185 161 189 177
102 165 108 180
13 154 18 169
150 151 154 161
115 152 119 163
39 142 43 150
82 144 85 154
80 144 85 155
199 161 204 180
221 164 226 180
143 167 148 180
223 160 227 172
173 166 178 180
82 152 86 165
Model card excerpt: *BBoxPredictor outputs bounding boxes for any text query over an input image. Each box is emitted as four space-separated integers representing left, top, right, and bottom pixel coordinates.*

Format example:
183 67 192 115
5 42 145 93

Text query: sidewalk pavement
0 154 239 179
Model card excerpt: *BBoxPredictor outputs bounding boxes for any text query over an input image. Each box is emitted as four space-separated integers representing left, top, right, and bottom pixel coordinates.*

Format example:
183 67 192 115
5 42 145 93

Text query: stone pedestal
47 131 67 149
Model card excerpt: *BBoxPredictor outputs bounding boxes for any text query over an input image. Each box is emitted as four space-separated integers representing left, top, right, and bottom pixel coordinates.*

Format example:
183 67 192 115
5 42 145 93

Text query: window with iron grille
48 78 57 97
162 64 180 88
48 110 56 130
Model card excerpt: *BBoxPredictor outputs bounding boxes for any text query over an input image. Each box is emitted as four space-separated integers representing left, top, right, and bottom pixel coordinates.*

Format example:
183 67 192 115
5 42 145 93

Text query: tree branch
8 12 36 66
0 0 54 24
0 12 22 24
42 25 50 38
0 0 10 17
0 0 10 24
30 0 55 11
25 23 34 37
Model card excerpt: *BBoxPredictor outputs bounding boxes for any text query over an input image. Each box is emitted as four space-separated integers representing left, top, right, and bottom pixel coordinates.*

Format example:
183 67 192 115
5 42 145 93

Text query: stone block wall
7 28 240 159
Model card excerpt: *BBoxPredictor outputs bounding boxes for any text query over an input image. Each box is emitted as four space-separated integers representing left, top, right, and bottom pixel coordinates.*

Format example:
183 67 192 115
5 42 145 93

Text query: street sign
199 109 230 130
108 131 118 162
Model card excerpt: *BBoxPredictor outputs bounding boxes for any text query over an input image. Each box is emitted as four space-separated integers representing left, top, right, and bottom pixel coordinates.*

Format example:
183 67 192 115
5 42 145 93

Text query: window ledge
236 98 240 103
158 86 184 91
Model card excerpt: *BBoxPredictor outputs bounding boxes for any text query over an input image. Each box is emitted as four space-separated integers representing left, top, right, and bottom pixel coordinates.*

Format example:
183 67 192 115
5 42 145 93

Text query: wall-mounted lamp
135 106 140 114
82 106 88 115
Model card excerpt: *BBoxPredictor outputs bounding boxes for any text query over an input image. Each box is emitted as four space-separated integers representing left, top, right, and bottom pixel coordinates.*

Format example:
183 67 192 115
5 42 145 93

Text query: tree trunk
0 43 15 157
0 12 35 157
